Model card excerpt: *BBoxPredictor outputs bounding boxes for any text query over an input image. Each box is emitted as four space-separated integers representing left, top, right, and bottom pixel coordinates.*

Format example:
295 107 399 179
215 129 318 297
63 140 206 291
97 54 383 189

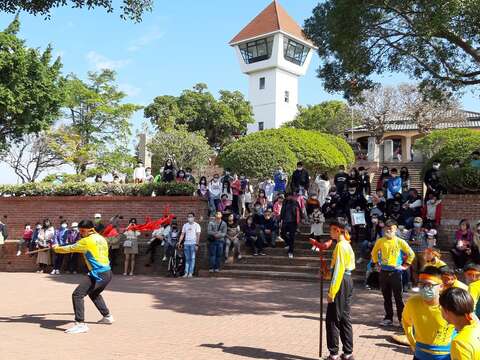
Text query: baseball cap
94 213 102 218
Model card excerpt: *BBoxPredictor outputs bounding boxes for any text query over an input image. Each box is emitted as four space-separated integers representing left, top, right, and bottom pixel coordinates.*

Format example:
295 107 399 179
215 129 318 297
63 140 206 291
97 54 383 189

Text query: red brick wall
0 196 209 273
0 196 209 239
439 195 480 247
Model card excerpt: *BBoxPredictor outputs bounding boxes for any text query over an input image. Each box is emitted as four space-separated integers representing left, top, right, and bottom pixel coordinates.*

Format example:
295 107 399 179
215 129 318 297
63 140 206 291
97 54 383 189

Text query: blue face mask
420 286 436 301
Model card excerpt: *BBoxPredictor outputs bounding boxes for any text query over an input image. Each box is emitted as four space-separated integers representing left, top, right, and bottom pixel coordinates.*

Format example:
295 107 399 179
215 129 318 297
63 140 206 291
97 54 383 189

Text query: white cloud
86 51 131 70
119 83 141 97
127 26 164 52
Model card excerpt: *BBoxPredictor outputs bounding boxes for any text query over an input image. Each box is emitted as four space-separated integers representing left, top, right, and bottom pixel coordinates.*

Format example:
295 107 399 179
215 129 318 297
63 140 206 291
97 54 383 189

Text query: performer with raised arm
53 219 113 334
325 222 356 360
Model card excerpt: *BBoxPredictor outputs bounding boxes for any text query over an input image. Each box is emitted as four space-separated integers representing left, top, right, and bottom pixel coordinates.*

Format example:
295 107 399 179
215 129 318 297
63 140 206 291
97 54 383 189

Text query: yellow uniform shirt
468 280 480 317
451 280 469 292
328 237 355 300
425 258 447 269
450 321 480 360
402 295 455 359
54 233 110 280
371 236 415 271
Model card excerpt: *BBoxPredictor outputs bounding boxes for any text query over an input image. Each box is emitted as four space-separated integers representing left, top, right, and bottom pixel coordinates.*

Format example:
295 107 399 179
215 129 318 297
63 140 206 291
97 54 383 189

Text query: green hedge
0 182 197 197
415 129 480 193
219 128 354 178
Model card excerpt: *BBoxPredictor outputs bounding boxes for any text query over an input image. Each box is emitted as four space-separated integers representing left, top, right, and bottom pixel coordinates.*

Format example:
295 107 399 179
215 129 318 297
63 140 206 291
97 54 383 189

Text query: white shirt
133 166 146 181
182 222 201 245
264 182 275 202
208 180 222 197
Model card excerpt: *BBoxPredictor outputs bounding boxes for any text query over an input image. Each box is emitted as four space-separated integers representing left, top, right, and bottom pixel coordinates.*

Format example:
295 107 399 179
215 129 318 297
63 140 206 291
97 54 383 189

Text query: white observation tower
229 0 315 133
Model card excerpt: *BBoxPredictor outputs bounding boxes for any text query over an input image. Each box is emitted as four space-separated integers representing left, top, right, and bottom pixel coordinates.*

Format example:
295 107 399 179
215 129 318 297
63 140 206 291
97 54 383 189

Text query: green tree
49 70 142 175
220 128 354 179
284 100 358 135
0 17 64 151
147 126 213 173
304 1 480 100
144 83 254 146
1 0 152 22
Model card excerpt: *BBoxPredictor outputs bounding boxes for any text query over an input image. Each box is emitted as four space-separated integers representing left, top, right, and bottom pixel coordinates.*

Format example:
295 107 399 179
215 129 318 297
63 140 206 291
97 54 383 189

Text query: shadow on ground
199 343 318 360
0 313 77 332
46 274 388 326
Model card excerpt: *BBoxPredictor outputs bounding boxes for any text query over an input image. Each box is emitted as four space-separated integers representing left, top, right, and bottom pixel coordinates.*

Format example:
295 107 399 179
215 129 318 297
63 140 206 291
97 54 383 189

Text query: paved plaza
0 273 412 360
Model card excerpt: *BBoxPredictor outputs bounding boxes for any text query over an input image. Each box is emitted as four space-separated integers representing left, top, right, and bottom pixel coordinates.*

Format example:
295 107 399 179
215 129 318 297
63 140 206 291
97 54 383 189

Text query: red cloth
127 214 175 232
102 224 119 238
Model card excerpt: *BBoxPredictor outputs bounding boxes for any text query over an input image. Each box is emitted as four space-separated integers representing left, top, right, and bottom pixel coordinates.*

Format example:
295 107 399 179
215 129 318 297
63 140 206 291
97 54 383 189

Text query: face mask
214 178 219 181
25 226 31 231
188 217 194 223
420 286 436 301
146 171 151 175
255 206 261 211
433 165 440 170
36 225 42 230
95 218 101 223
383 170 388 174
297 167 302 171
348 191 355 195
372 219 378 224
414 223 422 228
385 231 394 239
72 227 78 231
61 224 68 229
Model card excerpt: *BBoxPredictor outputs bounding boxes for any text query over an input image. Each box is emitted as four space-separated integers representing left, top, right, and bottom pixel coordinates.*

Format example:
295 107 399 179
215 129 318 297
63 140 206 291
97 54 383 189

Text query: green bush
42 173 87 183
0 182 196 197
415 129 480 193
219 128 354 178
220 138 297 179
440 167 480 194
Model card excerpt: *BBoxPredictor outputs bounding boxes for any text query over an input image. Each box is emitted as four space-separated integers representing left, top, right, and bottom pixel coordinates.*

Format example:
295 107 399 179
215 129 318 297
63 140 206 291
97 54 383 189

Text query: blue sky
0 0 479 183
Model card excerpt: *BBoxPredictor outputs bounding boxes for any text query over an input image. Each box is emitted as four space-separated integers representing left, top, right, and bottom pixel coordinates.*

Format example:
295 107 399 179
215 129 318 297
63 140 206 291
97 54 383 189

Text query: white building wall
275 69 298 127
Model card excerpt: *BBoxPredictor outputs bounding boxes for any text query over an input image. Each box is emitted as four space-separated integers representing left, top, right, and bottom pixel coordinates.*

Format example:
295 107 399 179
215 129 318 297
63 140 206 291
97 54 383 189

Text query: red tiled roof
229 0 313 46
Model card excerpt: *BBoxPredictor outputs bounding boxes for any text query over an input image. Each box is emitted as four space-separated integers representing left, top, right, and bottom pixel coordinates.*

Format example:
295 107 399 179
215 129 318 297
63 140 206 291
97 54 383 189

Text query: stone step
238 255 323 266
199 269 320 282
224 263 320 274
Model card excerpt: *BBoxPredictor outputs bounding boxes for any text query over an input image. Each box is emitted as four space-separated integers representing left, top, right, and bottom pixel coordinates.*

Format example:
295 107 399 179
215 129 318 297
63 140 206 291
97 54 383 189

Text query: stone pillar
367 136 380 162
384 139 394 162
138 133 152 168
405 136 412 162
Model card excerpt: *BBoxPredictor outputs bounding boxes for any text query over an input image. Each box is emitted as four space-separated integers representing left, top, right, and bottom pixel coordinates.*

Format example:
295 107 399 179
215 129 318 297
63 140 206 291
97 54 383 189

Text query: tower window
259 77 265 90
284 91 290 103
283 37 310 66
258 122 264 131
239 36 274 64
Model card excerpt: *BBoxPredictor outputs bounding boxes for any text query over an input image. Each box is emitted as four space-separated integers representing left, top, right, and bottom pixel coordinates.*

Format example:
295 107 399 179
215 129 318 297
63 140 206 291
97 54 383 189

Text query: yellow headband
419 274 443 285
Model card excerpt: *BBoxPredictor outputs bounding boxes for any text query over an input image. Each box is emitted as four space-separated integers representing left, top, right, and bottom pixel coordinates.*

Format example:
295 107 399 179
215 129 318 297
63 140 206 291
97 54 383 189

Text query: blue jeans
208 240 224 270
184 244 196 275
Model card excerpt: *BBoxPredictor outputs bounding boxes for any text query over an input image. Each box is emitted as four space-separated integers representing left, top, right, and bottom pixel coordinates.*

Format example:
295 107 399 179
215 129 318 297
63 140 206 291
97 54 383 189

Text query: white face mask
72 227 78 231
36 225 42 230
61 224 68 229
433 165 440 170
188 217 194 223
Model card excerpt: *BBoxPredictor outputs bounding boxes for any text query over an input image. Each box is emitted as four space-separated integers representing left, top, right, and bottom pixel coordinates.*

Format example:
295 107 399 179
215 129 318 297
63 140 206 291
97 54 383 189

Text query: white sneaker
161 240 165 246
288 253 294 259
237 254 242 260
97 315 114 324
16 250 22 256
123 273 127 276
356 258 364 265
187 274 193 278
50 269 56 275
65 322 89 334
311 246 316 251
379 319 393 326
182 273 188 278
162 256 167 261
55 270 61 275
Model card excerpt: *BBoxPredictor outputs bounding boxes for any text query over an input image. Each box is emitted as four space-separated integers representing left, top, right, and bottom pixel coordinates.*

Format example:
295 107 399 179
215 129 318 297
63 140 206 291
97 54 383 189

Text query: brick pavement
0 273 412 360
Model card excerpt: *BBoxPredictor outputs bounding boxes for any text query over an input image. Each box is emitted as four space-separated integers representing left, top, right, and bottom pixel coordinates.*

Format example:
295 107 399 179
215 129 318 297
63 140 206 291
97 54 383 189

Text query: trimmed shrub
0 182 196 197
415 129 480 193
219 128 354 178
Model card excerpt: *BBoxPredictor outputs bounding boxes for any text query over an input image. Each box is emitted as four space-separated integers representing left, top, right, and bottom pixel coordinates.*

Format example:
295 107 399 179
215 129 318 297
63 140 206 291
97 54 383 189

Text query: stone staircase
371 162 424 195
200 224 369 282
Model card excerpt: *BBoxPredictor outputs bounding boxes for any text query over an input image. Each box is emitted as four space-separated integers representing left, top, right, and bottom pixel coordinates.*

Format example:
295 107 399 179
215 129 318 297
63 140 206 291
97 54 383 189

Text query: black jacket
280 198 300 224
291 169 310 191
334 172 349 194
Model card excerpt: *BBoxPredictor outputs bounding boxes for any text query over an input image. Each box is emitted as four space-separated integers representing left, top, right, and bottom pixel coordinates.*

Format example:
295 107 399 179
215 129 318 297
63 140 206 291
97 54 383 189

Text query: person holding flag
53 220 113 334
325 222 356 360
402 266 455 360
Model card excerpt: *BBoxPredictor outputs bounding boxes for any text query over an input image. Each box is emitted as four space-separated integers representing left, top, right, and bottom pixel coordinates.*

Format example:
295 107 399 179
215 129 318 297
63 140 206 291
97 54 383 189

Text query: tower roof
229 0 314 46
